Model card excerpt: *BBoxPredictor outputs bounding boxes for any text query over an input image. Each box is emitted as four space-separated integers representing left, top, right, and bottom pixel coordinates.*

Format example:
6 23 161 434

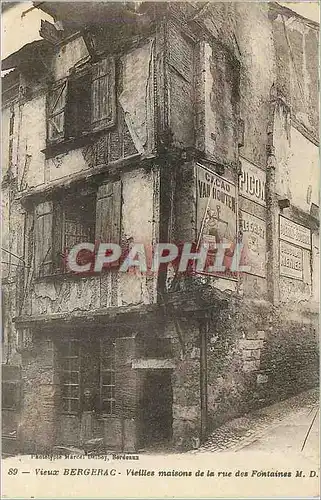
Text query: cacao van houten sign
239 157 266 206
196 163 237 247
196 163 237 279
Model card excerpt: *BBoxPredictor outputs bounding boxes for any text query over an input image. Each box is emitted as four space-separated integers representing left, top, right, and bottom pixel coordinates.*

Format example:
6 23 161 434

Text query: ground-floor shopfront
7 292 319 454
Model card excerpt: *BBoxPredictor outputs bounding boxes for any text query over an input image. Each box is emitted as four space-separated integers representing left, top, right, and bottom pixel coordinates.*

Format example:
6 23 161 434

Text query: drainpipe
199 318 208 443
266 93 280 305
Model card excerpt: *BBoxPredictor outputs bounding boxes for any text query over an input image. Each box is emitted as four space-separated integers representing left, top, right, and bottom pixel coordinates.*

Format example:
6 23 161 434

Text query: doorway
139 370 173 447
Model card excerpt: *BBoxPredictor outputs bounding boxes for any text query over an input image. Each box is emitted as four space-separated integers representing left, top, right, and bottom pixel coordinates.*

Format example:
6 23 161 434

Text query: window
58 193 96 271
33 180 122 277
46 57 116 145
99 339 116 415
61 339 81 414
34 192 95 277
59 336 117 416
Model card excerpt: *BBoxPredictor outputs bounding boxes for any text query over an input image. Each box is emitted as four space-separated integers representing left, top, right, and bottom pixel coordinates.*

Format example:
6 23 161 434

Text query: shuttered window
47 57 116 144
34 201 53 277
91 57 116 133
47 80 68 143
95 180 122 245
33 181 121 277
35 194 96 276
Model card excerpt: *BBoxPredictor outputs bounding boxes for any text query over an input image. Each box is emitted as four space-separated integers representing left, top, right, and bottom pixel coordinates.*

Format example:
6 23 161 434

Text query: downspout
199 317 208 442
266 87 280 305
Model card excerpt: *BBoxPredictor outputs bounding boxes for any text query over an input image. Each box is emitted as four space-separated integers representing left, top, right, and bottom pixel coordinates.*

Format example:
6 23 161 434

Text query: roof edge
271 2 319 29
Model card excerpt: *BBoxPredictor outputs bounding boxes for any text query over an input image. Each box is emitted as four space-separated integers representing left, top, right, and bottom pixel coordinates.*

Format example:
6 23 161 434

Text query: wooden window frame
61 338 81 415
99 338 116 416
52 191 96 275
46 56 116 147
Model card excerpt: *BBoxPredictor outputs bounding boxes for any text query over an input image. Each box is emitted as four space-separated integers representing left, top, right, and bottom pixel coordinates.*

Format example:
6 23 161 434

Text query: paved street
194 388 319 460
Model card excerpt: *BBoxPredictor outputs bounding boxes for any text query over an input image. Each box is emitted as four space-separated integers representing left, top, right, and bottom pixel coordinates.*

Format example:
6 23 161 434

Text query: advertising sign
196 163 237 247
280 240 303 280
279 216 311 250
241 211 266 278
239 157 266 206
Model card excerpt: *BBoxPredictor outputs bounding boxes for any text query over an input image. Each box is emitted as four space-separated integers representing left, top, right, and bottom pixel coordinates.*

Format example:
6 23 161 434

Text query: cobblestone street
193 388 319 460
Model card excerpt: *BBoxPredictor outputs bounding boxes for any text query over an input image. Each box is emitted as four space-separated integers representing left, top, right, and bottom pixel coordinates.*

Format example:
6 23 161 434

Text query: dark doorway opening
139 370 173 448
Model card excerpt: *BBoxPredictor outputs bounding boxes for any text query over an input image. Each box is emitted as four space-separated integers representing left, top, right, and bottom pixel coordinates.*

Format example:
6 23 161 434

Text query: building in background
1 1 319 454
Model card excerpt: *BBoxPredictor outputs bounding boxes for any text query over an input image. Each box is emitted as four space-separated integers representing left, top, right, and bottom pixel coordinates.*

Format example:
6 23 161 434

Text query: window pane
62 384 70 398
61 359 69 371
70 399 80 413
101 399 112 414
61 371 79 385
101 371 113 386
60 339 80 414
99 338 116 414
69 341 80 356
70 385 80 398
69 371 79 384
62 398 70 412
101 386 112 398
69 358 79 371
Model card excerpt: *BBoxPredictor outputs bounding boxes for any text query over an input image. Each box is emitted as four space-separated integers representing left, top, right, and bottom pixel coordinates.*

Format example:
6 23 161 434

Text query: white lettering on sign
280 240 303 280
196 163 236 246
239 157 266 206
196 163 237 280
241 211 266 278
279 216 311 250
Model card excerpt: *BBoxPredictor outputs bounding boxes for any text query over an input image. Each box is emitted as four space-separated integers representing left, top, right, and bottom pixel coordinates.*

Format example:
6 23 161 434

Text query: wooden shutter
91 57 116 132
115 337 137 419
95 180 122 244
52 201 64 272
47 79 68 142
34 201 53 277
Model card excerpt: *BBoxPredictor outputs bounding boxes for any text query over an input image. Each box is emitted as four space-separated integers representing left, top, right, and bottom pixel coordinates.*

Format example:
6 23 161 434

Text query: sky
279 2 320 23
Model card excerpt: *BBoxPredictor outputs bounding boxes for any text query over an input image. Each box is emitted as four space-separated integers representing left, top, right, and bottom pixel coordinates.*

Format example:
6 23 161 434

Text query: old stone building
2 1 319 454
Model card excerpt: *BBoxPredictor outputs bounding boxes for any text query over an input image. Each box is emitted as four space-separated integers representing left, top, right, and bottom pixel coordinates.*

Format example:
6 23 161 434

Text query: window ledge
131 359 175 370
61 412 117 419
34 271 101 284
42 134 96 159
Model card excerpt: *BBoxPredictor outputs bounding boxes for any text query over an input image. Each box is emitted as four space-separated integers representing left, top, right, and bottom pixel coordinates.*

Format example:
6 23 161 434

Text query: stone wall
18 336 60 453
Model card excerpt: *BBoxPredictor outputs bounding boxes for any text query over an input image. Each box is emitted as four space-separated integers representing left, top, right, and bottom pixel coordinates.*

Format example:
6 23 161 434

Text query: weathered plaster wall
201 41 239 166
2 106 11 178
2 187 25 364
235 2 276 168
271 7 319 136
53 37 90 80
274 114 319 212
119 39 155 153
17 96 47 190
